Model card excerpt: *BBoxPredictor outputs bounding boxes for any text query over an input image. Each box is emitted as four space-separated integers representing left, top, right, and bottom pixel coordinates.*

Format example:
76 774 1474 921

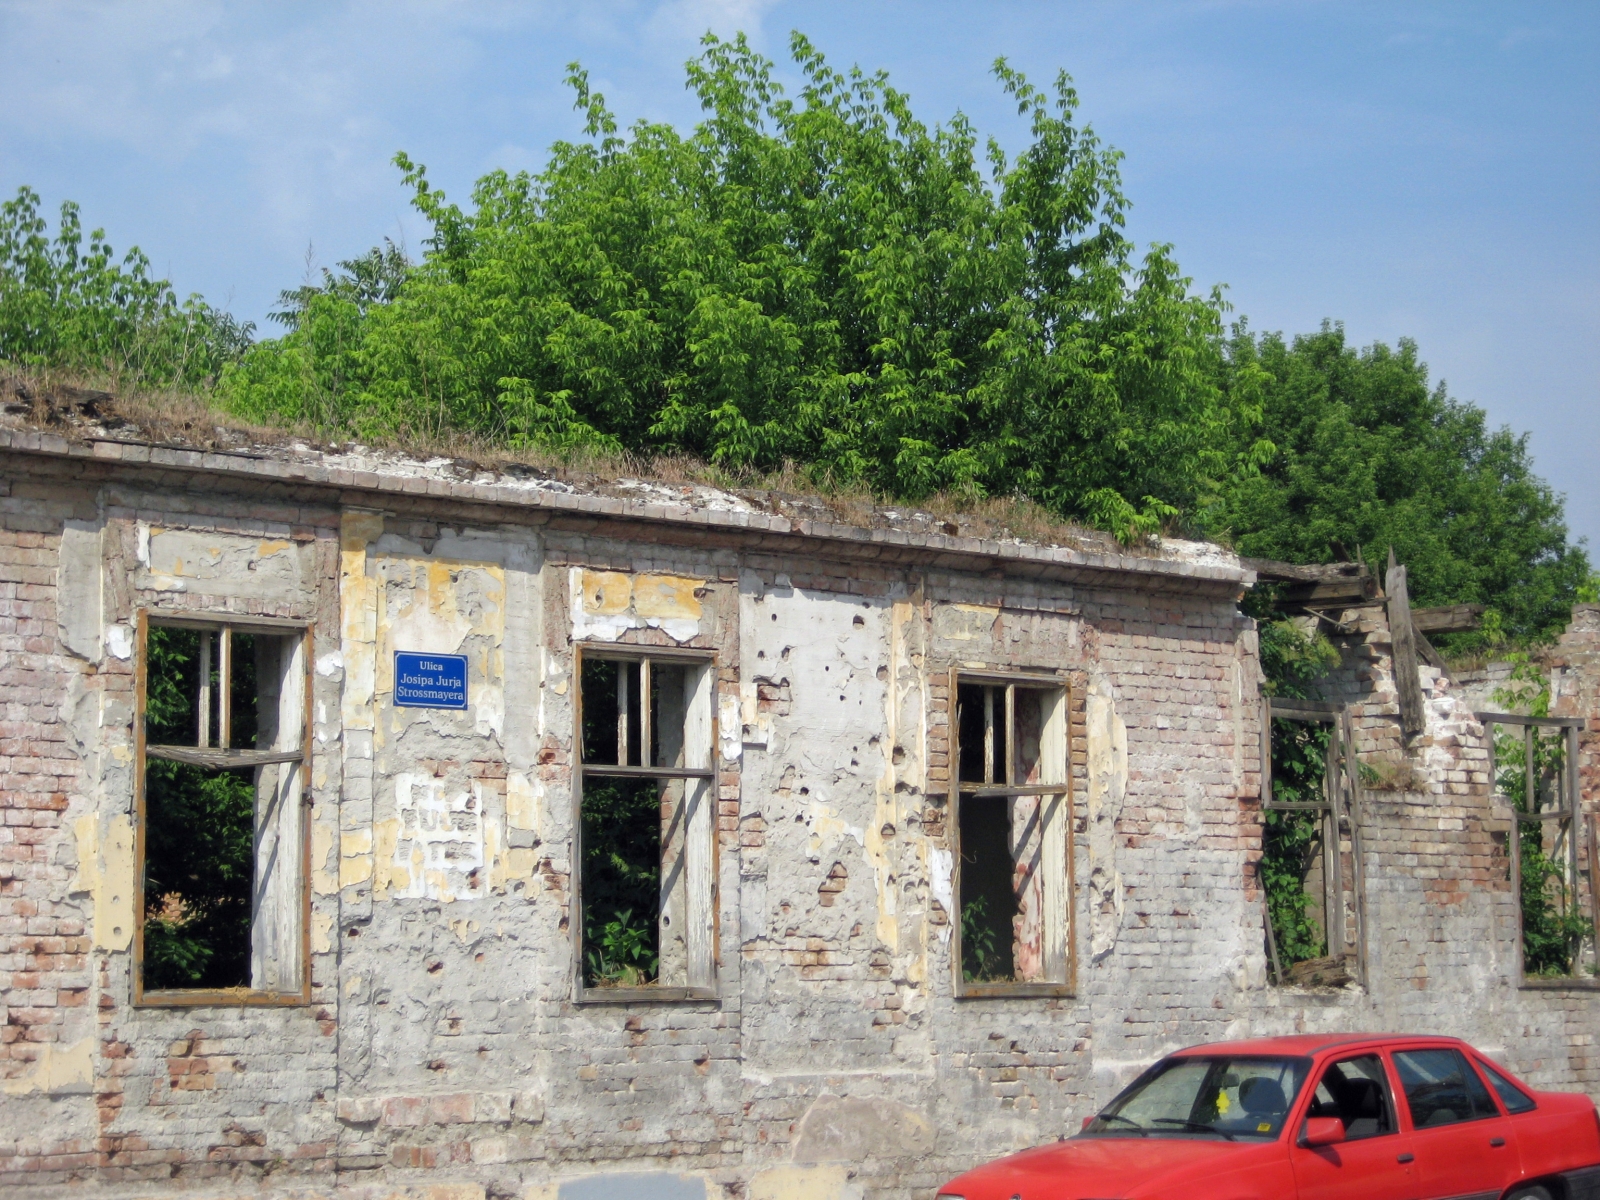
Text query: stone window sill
955 982 1076 1000
136 988 309 1008
574 985 719 1005
1518 977 1600 992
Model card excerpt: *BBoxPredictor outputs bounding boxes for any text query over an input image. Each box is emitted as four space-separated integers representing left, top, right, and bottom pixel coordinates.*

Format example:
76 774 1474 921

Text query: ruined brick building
1 413 1596 1200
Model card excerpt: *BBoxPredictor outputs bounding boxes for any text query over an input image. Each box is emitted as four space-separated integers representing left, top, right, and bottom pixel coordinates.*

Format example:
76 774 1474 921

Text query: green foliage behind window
1490 657 1592 977
580 776 662 987
141 627 255 990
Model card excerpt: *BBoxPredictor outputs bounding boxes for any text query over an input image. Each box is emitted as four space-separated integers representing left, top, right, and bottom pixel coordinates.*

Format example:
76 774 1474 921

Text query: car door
1289 1053 1417 1200
1391 1046 1517 1200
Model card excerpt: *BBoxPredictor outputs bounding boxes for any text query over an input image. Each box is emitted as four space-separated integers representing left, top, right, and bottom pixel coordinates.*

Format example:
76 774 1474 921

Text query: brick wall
0 431 1595 1199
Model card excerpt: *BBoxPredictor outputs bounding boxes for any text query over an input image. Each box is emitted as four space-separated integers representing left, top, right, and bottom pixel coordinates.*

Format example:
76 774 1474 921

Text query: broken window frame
948 668 1075 999
133 609 314 1007
572 644 719 1004
1477 710 1597 989
1258 697 1368 988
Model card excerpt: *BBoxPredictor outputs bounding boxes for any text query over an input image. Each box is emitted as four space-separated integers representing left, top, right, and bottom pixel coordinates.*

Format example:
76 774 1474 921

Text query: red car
937 1034 1600 1200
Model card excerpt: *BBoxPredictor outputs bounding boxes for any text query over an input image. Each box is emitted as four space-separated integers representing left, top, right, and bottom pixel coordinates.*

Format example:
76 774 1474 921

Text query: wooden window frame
572 643 720 1005
949 668 1076 999
1259 697 1369 989
1476 710 1598 991
133 609 314 1007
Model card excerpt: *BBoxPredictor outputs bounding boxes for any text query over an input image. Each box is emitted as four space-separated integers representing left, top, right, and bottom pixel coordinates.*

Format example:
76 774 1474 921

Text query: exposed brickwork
0 429 1594 1199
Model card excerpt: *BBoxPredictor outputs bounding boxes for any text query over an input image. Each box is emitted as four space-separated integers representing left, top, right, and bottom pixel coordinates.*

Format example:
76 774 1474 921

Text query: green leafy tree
220 33 1254 539
269 239 411 331
1215 323 1590 644
579 777 663 987
0 186 253 386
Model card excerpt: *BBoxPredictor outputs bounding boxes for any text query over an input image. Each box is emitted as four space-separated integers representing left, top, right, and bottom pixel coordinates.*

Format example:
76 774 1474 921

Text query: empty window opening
951 675 1071 993
1260 699 1365 986
1482 710 1594 981
139 619 309 1000
577 652 715 997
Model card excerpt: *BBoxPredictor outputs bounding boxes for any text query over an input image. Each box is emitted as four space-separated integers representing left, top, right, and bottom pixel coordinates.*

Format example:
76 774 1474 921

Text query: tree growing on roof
0 187 253 388
1217 323 1589 644
218 32 1262 542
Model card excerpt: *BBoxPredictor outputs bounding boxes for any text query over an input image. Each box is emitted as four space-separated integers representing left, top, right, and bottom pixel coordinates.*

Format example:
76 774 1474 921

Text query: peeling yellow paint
634 574 702 620
311 822 338 895
449 918 481 943
1087 678 1129 963
1 1036 93 1096
807 802 861 856
372 816 407 899
486 814 540 894
580 570 633 615
750 1165 858 1200
74 813 133 951
377 552 506 739
256 539 292 557
340 829 374 889
369 1187 484 1200
506 772 538 832
340 511 384 731
346 973 363 997
311 910 334 954
572 568 706 642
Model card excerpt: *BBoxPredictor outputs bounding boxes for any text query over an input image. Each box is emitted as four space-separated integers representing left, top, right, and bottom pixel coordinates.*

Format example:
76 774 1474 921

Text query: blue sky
2 1 1595 550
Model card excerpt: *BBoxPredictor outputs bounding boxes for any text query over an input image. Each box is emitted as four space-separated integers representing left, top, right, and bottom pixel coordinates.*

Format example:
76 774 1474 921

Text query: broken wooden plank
1280 580 1379 606
1241 557 1368 584
1269 697 1342 721
146 745 304 768
1244 556 1380 610
1473 710 1586 730
1286 955 1353 988
1412 604 1485 634
1386 553 1425 739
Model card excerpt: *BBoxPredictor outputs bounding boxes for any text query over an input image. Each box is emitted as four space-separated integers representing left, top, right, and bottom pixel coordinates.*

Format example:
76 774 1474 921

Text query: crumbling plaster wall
1 466 346 1186
3 436 1597 1199
1250 605 1600 1092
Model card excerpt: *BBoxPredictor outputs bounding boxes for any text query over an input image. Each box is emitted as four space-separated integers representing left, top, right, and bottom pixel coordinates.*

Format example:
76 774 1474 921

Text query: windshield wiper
1094 1113 1149 1136
1150 1118 1238 1140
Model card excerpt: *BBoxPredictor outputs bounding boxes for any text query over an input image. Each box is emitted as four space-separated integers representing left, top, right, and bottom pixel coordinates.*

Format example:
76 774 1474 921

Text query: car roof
1170 1033 1468 1058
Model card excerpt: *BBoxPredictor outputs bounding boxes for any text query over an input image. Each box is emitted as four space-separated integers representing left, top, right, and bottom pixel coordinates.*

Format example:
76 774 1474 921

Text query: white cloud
646 0 778 43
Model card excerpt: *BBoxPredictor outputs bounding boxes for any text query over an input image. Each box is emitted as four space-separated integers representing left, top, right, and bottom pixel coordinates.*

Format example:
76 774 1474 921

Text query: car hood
940 1134 1284 1200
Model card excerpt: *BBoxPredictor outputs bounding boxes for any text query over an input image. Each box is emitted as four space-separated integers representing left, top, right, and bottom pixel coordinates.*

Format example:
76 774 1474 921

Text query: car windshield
1086 1056 1311 1141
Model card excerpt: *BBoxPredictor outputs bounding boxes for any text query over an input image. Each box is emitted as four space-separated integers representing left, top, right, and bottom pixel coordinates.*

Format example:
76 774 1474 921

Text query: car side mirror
1301 1117 1346 1148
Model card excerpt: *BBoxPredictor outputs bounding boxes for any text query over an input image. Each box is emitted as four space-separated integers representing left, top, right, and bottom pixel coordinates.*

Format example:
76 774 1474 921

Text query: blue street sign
393 651 469 710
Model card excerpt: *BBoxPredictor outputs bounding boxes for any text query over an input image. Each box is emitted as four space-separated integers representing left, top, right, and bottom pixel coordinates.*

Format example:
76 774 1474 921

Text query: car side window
1306 1055 1395 1140
1393 1049 1500 1129
1476 1060 1536 1115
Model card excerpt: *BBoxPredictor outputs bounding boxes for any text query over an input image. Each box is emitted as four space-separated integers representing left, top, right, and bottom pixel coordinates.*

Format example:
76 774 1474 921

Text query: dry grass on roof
1 363 1148 557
